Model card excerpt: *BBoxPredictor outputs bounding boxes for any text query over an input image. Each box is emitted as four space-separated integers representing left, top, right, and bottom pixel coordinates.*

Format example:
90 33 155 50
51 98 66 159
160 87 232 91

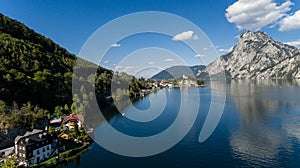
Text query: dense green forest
0 13 153 131
0 13 76 111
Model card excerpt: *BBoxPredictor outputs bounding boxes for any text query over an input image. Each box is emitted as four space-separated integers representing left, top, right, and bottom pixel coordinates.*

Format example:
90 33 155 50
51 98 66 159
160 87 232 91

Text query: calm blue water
63 80 300 168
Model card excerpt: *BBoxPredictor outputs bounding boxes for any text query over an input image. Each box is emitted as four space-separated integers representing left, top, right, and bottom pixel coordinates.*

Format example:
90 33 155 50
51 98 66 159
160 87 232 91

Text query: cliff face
201 31 300 79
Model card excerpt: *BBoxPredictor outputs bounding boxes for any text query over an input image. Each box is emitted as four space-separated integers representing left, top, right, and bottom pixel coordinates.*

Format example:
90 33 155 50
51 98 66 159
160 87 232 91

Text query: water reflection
228 80 300 167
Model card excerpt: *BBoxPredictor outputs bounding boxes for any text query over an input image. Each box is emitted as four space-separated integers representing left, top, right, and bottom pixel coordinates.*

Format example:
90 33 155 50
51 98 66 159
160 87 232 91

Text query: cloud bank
279 10 300 31
226 0 293 30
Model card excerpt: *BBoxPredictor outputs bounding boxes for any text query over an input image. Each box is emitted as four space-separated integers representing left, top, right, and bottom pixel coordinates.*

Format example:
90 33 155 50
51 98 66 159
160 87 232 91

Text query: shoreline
32 141 92 168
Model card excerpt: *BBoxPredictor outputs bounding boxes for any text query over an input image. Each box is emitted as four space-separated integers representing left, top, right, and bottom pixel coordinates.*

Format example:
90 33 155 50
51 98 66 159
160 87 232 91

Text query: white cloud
111 43 121 47
226 0 293 30
104 60 110 64
148 61 156 65
172 31 199 41
164 58 174 62
218 46 234 54
203 47 209 51
279 10 300 31
195 53 206 58
284 39 300 48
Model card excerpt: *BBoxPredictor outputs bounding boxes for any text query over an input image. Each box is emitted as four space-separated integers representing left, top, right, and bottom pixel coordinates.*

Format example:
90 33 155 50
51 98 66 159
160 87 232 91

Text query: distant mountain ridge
151 65 206 80
200 31 300 79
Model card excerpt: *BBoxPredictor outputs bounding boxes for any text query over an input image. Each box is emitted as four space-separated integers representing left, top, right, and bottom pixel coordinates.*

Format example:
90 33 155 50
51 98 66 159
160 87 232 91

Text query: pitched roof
62 114 84 124
14 129 43 143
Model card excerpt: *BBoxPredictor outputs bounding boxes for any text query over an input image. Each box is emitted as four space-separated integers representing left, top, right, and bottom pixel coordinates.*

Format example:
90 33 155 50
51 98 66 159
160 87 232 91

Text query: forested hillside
0 13 76 111
0 13 154 132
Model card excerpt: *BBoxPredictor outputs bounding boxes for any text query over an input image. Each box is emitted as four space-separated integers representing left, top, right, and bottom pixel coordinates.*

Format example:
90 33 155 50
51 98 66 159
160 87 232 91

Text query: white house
15 129 65 166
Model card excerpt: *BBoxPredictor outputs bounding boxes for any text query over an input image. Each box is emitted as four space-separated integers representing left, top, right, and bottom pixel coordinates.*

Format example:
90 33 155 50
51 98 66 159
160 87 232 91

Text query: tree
47 113 51 120
0 100 7 113
70 103 76 114
173 79 178 87
73 122 79 138
0 157 17 168
48 126 54 133
197 80 205 86
64 104 69 114
54 106 63 118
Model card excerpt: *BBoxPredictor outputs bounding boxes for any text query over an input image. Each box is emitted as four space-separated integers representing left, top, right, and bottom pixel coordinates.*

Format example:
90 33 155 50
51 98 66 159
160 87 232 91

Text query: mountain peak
238 31 271 45
202 31 300 79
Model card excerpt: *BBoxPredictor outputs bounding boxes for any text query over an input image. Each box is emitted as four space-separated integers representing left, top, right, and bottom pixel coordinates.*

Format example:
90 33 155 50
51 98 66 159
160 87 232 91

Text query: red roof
62 114 84 124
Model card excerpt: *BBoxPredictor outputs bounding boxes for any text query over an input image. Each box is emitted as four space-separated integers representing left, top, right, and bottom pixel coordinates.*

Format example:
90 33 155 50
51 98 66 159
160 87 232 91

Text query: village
0 113 91 167
0 75 204 167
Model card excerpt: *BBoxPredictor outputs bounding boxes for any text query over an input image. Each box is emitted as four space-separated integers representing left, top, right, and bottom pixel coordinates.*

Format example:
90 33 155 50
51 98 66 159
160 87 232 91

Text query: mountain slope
151 65 206 80
0 13 114 111
201 31 300 79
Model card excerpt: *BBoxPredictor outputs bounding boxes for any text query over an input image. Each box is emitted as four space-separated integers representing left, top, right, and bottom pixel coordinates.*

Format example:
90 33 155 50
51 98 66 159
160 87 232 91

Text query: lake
62 80 300 167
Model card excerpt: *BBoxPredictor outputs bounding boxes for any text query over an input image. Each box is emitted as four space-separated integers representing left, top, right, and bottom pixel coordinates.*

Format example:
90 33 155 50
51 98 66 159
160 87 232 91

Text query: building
62 114 84 130
50 116 65 128
14 129 65 166
58 130 71 140
160 80 169 88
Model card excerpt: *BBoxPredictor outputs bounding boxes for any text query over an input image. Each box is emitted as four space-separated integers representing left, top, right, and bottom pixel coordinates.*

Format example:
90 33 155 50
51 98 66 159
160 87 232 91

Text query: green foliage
173 79 178 87
197 80 205 86
48 126 54 134
54 106 63 118
0 13 76 111
0 100 7 113
0 157 17 168
0 101 49 130
0 13 156 131
73 122 79 137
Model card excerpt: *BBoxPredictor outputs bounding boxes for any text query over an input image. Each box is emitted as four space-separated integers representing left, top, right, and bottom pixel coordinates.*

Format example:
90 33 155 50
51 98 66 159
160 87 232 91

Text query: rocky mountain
201 31 300 79
151 65 206 80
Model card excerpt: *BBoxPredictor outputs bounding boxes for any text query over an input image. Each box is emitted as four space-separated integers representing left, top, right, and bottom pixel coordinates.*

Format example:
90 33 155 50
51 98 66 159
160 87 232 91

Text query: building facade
62 114 84 129
14 129 65 166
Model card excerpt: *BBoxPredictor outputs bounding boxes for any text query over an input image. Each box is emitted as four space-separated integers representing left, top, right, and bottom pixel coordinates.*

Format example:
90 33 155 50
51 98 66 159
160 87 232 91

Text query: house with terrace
14 129 65 166
62 114 84 130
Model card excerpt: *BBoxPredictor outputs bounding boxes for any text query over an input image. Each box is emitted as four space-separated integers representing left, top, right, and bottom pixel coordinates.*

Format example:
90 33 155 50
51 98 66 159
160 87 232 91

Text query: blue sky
1 0 300 77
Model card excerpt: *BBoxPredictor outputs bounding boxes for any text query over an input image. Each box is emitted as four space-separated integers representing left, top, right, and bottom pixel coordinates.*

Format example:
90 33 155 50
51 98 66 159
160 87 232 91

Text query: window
19 153 22 157
37 150 40 155
23 153 25 157
19 146 22 150
22 147 25 150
